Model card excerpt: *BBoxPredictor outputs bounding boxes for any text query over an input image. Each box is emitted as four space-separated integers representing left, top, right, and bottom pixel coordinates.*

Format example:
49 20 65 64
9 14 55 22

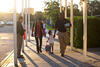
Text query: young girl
47 30 54 54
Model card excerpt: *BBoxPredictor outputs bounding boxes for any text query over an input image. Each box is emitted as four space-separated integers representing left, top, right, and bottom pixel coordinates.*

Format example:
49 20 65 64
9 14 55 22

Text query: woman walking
32 18 43 53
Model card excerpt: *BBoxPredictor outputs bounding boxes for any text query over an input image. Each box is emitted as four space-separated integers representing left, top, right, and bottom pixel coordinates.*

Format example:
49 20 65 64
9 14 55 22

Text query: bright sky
0 0 80 13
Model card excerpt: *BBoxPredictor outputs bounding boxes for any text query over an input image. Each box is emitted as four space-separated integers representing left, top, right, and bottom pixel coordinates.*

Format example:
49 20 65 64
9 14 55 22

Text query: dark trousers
17 34 23 57
35 36 43 52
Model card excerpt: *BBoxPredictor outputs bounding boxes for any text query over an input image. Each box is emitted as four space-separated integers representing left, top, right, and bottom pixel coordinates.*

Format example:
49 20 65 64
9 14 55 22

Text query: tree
87 0 100 16
34 11 45 21
44 0 60 24
73 4 81 16
30 14 34 21
44 0 81 25
67 4 81 16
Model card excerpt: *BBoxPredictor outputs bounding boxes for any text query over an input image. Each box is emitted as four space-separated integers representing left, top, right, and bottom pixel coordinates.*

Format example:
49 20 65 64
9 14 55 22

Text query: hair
48 30 52 35
38 17 42 21
59 13 63 16
59 13 64 20
18 16 23 20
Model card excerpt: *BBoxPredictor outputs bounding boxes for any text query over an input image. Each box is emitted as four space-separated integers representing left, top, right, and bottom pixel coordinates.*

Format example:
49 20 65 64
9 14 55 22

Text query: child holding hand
47 30 54 54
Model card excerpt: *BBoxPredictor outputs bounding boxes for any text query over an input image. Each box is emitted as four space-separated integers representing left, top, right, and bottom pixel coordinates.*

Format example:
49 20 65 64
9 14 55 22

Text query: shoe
51 52 53 54
37 51 39 53
17 55 24 58
61 54 64 57
40 50 42 53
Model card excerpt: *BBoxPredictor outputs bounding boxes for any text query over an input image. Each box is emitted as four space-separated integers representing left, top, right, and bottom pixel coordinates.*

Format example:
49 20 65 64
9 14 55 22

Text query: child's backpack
45 42 51 52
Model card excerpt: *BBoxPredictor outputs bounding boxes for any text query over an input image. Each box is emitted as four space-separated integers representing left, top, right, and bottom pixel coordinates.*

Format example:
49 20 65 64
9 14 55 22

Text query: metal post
13 0 17 65
60 0 62 13
28 0 31 41
70 0 74 51
22 0 24 52
25 0 28 46
65 0 67 19
83 0 87 57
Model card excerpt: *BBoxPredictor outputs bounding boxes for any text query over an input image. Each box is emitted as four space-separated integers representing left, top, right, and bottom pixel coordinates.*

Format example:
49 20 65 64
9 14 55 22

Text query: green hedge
46 16 100 48
73 16 100 48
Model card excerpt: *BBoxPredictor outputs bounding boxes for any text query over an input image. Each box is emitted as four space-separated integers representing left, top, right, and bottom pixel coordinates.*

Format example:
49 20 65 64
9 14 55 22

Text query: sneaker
37 51 39 53
17 55 24 58
40 50 42 53
51 52 53 54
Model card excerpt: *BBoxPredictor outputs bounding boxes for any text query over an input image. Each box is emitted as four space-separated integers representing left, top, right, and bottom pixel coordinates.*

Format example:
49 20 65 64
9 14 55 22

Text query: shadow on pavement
28 38 98 67
87 55 100 62
30 41 36 46
88 48 100 56
24 52 38 67
49 54 78 67
72 48 100 63
18 58 28 67
30 39 35 42
64 55 95 67
26 45 61 67
30 41 45 50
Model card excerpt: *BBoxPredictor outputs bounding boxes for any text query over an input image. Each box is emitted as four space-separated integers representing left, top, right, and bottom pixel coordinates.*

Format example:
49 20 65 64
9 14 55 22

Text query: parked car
6 21 13 25
0 21 5 27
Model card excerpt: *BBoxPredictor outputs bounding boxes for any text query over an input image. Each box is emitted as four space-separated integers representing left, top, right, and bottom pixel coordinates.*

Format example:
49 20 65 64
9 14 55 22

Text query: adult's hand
42 29 46 37
31 29 34 37
53 29 56 38
53 35 55 38
24 29 26 32
31 33 34 37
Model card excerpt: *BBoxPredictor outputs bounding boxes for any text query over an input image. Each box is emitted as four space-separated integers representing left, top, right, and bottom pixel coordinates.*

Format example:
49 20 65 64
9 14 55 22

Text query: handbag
24 32 26 40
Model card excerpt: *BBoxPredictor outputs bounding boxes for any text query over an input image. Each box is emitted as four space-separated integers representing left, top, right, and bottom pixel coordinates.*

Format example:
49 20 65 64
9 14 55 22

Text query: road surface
0 25 14 62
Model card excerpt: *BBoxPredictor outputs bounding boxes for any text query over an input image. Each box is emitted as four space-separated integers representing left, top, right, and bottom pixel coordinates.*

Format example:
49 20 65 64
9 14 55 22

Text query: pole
13 0 17 65
60 0 62 13
25 0 28 46
65 0 67 19
83 0 87 57
22 0 24 52
70 0 74 51
28 0 31 41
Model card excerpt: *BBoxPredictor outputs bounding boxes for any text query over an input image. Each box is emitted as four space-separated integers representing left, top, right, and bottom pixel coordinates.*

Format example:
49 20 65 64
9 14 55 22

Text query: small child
45 41 51 52
47 30 54 54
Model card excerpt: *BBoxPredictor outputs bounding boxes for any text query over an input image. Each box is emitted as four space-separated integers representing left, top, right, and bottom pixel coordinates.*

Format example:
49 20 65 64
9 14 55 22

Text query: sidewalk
1 36 100 67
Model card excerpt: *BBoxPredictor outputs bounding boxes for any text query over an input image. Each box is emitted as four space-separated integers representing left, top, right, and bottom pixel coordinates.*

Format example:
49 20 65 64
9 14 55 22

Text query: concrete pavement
1 36 100 67
0 26 13 62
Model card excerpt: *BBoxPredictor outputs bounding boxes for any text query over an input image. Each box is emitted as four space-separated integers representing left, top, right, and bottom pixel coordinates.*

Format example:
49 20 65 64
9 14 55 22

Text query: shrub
73 16 100 48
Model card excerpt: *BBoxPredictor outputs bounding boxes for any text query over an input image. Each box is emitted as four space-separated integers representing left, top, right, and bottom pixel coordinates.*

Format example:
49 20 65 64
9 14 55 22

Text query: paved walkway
1 36 100 67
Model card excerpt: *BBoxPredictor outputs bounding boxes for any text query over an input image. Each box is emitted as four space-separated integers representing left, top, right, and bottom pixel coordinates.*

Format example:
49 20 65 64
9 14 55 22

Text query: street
0 25 14 62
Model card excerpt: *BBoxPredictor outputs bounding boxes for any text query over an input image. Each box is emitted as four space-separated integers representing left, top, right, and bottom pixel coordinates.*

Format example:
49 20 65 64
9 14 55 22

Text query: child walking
47 30 54 54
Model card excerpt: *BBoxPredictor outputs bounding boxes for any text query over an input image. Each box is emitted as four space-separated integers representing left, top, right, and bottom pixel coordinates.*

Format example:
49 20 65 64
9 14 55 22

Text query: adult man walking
54 13 71 57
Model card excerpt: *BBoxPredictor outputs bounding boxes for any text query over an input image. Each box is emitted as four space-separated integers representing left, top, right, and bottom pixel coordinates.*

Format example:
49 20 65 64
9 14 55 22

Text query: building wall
30 8 34 15
24 8 34 15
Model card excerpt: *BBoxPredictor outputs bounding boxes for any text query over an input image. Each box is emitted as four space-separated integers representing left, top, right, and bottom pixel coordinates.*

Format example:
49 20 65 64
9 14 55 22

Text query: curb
72 47 83 53
67 46 83 53
0 50 14 66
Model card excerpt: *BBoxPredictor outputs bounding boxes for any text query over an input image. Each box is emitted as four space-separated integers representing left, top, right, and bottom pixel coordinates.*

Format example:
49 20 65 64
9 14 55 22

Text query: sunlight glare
0 0 13 12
